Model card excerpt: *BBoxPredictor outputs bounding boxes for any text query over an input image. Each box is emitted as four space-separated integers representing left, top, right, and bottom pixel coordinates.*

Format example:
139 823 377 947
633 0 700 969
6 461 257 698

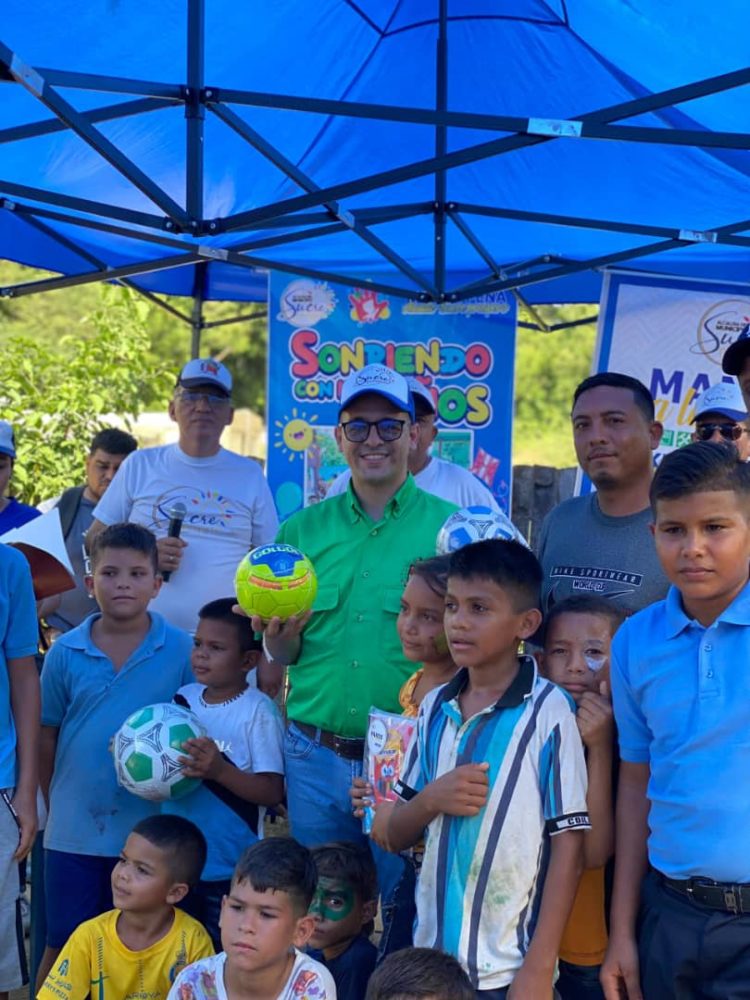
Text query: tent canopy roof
1 1 749 306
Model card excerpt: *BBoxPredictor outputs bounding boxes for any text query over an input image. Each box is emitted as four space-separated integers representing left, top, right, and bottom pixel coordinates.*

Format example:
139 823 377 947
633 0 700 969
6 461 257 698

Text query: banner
266 274 517 519
592 270 750 474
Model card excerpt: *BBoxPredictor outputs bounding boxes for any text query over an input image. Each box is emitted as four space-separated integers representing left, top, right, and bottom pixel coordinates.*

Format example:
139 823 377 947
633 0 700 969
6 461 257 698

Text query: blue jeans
284 722 403 906
556 961 604 999
378 855 416 960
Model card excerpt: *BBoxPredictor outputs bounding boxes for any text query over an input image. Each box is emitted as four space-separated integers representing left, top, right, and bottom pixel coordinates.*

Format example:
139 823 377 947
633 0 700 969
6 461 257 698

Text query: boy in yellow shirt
38 815 213 999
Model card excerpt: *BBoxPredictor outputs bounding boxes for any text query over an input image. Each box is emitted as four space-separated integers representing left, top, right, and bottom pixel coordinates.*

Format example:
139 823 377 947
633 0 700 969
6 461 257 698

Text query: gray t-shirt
47 496 97 632
537 493 669 617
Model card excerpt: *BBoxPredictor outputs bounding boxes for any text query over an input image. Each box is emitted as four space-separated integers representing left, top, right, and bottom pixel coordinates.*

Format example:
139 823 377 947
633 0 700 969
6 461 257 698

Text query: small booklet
362 707 416 834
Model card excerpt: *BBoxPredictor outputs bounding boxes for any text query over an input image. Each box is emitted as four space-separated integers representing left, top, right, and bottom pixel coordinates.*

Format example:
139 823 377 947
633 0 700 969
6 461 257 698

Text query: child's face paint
541 612 613 704
308 877 368 959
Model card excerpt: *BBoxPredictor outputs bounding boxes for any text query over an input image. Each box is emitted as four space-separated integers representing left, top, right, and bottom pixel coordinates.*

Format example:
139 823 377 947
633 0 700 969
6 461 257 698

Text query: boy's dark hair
198 597 262 652
408 555 451 598
573 372 655 422
232 837 317 916
542 595 625 645
365 947 474 1000
312 841 378 936
89 427 138 457
89 522 158 573
130 814 207 887
650 441 750 509
448 539 542 612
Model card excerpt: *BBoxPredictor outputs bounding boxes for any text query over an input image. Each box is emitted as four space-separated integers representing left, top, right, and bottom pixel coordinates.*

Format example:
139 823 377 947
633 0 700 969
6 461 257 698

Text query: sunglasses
176 389 230 408
694 422 745 442
340 418 406 443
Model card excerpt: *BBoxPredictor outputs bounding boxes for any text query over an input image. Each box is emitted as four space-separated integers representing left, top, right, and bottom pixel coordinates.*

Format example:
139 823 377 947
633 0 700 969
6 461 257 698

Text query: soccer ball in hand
436 505 527 554
235 543 318 621
114 702 206 802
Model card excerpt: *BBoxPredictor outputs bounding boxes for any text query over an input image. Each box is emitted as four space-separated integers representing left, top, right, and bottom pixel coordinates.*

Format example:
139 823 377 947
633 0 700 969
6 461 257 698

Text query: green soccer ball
235 543 317 621
113 703 206 801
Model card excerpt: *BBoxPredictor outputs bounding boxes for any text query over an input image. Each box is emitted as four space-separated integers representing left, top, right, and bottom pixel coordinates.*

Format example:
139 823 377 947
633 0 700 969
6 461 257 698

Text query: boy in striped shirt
381 540 590 998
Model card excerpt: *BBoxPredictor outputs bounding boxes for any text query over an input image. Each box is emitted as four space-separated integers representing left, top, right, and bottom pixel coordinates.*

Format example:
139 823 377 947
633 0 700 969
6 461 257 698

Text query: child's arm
39 725 59 809
509 830 584 999
600 761 649 1000
508 829 584 1000
8 654 40 860
577 683 614 868
383 763 489 852
179 737 284 806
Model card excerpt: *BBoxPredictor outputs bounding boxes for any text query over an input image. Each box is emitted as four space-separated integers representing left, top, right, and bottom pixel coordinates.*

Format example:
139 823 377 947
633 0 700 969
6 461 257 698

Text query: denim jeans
377 854 417 960
556 961 604 1000
284 721 404 906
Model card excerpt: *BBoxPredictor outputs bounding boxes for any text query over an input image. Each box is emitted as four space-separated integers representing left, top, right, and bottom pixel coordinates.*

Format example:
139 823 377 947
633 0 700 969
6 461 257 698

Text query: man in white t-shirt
87 359 278 632
325 378 506 511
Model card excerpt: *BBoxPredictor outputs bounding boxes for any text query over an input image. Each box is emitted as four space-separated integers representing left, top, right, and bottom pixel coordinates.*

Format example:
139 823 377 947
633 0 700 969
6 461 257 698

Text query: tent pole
186 0 205 225
190 262 207 357
433 0 448 298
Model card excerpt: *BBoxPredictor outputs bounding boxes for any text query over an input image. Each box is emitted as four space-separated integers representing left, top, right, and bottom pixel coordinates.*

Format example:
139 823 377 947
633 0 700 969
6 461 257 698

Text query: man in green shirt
261 365 455 880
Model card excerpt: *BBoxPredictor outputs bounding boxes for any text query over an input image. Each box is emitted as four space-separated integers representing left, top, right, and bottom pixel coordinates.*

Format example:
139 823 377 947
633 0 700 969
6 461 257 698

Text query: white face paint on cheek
585 655 608 674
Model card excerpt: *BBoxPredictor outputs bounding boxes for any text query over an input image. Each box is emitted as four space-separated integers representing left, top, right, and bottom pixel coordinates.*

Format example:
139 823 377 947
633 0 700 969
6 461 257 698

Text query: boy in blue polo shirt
603 442 750 1000
383 539 590 997
36 523 193 989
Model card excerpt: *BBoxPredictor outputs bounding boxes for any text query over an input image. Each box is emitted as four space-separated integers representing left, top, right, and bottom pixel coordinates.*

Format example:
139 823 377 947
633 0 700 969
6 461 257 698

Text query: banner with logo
592 270 750 473
266 274 517 520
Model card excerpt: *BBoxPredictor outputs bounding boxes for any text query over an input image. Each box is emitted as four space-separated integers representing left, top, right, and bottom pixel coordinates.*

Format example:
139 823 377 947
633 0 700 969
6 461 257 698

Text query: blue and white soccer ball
436 505 527 555
113 702 207 802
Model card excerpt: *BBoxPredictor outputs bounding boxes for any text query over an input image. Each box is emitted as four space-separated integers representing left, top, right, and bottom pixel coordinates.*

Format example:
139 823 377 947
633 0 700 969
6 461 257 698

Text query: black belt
291 720 365 761
662 874 750 914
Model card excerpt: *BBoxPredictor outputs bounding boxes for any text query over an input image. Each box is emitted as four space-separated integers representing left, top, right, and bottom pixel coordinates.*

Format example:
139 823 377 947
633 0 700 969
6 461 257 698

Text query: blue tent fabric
0 2 748 305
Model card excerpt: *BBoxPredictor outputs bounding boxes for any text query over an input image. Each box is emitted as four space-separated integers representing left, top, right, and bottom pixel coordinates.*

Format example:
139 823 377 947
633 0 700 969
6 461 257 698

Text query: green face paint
309 878 356 923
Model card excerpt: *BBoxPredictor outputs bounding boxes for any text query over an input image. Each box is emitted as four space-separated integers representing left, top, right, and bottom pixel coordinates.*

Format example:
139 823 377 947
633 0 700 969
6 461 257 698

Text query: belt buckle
333 734 358 758
724 886 740 914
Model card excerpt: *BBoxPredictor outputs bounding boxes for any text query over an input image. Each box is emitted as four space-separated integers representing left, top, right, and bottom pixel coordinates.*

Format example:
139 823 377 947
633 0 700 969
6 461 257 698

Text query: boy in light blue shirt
36 523 193 989
604 442 750 1000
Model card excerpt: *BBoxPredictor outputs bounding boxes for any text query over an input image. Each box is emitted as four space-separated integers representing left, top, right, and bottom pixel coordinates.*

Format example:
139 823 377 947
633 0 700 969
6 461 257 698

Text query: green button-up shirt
278 475 456 737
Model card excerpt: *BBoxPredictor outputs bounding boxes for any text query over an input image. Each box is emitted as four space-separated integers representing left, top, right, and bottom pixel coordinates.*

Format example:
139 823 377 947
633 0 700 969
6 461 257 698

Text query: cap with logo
177 358 233 396
339 364 415 419
721 329 750 376
0 421 15 459
693 381 748 423
407 377 437 416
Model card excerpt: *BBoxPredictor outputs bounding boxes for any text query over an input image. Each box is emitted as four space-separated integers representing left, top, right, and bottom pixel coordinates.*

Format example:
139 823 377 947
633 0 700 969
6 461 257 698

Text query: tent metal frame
1 0 748 339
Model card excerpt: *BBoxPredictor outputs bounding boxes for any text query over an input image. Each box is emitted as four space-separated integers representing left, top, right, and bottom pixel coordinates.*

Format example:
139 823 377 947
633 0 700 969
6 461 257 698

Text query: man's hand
577 682 614 749
248 611 311 637
507 963 555 1000
156 536 187 575
179 737 224 781
422 762 489 817
11 787 37 861
601 934 643 1000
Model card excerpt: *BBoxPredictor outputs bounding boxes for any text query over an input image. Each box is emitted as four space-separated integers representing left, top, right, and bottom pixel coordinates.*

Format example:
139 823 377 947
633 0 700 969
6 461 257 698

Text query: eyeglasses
695 422 746 442
340 418 406 443
176 389 230 408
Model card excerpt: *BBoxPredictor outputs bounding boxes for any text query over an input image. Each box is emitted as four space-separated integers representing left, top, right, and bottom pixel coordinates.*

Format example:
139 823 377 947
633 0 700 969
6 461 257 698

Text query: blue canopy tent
0 0 749 348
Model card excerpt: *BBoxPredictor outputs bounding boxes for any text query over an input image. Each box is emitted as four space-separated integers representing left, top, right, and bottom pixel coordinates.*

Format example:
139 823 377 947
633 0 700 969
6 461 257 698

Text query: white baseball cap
339 365 415 418
177 358 232 396
407 377 437 415
693 382 748 423
0 421 16 459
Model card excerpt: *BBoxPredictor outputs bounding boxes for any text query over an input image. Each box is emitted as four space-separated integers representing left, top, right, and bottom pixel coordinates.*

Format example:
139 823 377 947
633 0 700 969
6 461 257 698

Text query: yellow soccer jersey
38 907 213 1000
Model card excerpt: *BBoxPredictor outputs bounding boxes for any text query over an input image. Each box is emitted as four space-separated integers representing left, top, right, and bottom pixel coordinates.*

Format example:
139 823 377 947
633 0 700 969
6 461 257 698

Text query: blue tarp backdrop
1 2 749 308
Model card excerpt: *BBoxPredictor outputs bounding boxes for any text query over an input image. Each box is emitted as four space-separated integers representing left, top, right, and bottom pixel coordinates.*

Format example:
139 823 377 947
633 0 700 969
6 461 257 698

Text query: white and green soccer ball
114 702 206 801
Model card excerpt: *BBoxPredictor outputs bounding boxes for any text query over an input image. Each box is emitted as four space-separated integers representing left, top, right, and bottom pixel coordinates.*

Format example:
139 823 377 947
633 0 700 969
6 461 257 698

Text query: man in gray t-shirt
538 372 669 616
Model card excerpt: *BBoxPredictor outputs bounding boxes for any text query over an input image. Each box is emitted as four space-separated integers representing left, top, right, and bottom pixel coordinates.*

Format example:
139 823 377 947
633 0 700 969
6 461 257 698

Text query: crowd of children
3 436 750 999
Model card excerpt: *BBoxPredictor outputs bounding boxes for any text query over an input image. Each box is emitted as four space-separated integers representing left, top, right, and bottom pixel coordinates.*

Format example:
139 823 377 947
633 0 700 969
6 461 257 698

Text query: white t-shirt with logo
93 444 278 632
327 455 503 511
168 949 336 999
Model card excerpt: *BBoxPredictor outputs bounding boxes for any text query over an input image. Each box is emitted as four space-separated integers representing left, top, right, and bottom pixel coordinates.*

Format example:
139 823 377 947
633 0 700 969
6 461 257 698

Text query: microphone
162 501 187 582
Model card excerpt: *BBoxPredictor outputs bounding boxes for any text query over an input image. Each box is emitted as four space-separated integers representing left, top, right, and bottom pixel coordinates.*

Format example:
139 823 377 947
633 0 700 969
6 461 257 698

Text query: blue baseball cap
0 421 16 459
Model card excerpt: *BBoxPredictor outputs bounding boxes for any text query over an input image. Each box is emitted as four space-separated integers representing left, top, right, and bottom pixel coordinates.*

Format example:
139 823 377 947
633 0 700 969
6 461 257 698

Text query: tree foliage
0 286 173 504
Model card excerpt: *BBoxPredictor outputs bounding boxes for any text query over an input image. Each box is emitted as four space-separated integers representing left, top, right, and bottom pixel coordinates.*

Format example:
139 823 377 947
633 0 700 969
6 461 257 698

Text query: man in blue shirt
604 442 750 999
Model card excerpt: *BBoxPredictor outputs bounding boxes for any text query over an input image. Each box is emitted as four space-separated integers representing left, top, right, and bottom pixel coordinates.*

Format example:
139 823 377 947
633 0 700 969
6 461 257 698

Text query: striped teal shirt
396 657 589 990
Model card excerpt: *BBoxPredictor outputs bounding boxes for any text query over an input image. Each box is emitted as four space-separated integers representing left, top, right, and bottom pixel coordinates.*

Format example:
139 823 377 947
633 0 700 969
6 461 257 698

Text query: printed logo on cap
201 360 220 376
354 367 397 387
